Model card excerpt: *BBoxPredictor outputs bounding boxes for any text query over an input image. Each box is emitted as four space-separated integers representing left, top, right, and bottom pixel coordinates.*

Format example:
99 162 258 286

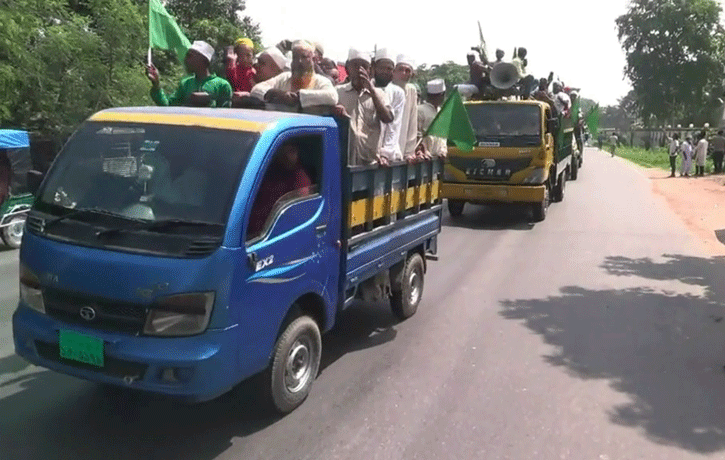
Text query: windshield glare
466 105 542 138
38 122 258 226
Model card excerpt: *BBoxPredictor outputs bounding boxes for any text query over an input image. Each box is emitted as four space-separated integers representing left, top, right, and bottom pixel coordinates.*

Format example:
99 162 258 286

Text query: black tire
447 199 465 217
531 182 550 222
570 156 579 180
552 172 566 203
390 253 425 321
1 216 25 249
263 315 321 414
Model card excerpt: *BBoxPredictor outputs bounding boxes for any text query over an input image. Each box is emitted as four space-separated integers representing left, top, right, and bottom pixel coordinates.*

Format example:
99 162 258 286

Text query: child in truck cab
247 140 313 239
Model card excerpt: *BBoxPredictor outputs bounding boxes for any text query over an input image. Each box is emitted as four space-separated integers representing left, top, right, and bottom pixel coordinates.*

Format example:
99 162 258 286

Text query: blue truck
12 106 443 413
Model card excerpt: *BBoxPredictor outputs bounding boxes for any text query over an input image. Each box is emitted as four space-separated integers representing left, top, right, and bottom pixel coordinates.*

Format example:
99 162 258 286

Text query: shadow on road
0 302 398 460
500 253 725 454
442 204 535 231
0 354 31 379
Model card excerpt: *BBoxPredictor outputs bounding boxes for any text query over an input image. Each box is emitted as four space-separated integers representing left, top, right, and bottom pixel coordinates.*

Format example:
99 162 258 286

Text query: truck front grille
43 288 147 335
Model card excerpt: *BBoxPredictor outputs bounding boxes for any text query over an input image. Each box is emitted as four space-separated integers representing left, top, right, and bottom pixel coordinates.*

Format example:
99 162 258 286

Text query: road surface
2 148 725 459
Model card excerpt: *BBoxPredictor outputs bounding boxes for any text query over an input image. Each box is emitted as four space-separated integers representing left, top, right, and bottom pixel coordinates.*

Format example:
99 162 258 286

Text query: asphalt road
2 148 725 459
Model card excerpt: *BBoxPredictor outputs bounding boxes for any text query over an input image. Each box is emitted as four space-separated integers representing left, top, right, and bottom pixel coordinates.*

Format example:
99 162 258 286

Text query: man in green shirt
146 40 232 108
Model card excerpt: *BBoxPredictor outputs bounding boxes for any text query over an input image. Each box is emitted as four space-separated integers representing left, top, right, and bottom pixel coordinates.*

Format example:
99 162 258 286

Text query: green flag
424 91 477 151
149 0 191 63
585 104 600 136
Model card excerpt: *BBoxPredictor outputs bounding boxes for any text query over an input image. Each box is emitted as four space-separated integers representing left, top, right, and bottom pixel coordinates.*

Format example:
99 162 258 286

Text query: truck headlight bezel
143 292 215 337
19 264 45 314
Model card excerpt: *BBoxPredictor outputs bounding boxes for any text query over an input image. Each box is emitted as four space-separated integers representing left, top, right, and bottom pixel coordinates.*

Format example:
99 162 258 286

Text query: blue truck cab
12 106 443 413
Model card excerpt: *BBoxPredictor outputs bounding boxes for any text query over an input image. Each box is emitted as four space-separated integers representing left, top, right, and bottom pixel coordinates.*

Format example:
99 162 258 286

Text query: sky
244 0 635 106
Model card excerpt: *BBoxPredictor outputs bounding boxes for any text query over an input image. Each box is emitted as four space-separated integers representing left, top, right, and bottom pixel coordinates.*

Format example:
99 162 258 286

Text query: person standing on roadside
694 130 708 176
609 132 618 157
667 133 680 177
709 129 725 173
680 135 693 177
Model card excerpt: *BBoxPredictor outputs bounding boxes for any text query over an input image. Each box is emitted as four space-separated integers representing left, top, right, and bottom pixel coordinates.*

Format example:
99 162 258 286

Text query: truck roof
89 106 336 133
464 100 548 108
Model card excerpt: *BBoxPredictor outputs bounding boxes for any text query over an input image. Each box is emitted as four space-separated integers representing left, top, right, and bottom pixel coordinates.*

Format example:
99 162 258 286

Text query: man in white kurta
394 54 419 161
417 79 448 158
251 41 338 113
694 131 709 176
373 48 406 162
335 48 393 166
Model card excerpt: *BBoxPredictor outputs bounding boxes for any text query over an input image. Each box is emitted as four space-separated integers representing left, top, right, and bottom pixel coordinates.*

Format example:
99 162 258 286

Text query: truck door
240 130 340 359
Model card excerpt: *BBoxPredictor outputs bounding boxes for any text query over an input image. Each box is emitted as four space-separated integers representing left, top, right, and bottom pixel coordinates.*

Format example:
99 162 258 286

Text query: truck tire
447 199 465 218
552 172 566 203
531 182 550 222
570 156 579 180
263 315 321 414
390 253 425 321
1 216 25 249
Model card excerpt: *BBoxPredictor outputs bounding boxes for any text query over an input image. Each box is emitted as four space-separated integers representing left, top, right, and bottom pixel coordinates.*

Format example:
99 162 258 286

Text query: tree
415 61 469 96
616 0 725 126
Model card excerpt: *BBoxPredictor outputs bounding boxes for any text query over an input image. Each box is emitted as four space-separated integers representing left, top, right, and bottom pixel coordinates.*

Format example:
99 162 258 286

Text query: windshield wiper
44 207 139 230
96 218 224 238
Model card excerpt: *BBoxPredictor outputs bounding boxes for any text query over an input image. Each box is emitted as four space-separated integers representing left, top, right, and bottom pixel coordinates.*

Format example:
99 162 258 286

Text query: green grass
609 145 714 173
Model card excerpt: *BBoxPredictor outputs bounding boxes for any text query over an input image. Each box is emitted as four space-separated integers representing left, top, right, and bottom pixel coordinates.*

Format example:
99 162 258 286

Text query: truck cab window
246 135 322 242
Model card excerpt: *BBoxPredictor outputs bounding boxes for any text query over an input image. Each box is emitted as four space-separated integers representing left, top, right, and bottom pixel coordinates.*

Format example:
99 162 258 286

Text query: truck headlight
522 168 546 184
144 292 214 337
19 264 45 314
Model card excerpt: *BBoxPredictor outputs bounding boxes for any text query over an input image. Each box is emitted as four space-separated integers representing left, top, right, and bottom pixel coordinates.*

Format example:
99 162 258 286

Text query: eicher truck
12 106 443 413
441 99 579 221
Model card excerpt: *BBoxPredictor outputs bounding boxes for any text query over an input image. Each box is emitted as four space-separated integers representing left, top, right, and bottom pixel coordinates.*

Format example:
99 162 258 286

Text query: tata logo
481 159 496 168
79 306 97 321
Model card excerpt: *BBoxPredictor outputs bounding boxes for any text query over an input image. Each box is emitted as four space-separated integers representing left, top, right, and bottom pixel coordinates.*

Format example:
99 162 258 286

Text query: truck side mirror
27 170 44 196
546 118 559 133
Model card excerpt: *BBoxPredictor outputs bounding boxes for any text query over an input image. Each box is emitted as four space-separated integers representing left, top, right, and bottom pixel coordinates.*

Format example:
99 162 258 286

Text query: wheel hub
284 338 312 393
409 270 422 306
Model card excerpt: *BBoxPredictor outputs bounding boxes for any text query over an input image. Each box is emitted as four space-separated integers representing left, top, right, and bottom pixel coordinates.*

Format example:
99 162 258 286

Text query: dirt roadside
624 156 725 256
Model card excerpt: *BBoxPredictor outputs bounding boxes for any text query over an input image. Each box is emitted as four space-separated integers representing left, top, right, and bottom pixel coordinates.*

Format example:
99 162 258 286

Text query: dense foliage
0 0 260 141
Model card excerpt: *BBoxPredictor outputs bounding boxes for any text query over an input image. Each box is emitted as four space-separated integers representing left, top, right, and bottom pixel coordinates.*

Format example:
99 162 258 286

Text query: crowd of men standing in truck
145 38 449 167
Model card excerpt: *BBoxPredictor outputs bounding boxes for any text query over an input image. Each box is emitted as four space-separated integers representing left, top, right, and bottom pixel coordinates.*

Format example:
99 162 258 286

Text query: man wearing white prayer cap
254 47 288 83
373 48 406 162
336 47 394 166
393 54 419 160
250 40 338 113
417 78 448 158
147 40 232 107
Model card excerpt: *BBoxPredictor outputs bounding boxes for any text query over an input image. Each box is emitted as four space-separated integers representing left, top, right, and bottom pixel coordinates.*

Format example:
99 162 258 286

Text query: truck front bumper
12 305 245 403
441 182 546 204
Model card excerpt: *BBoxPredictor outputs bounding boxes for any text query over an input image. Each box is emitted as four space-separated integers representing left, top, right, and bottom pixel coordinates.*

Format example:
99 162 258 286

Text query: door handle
315 224 327 233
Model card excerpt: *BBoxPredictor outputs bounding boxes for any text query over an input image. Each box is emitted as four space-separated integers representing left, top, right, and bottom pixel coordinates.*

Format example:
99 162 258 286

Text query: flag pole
147 48 152 66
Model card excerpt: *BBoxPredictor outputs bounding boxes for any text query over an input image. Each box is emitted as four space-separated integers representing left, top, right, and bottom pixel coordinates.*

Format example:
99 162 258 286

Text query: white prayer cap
188 40 214 63
396 54 416 70
427 78 446 95
347 47 371 64
374 48 395 64
259 47 289 71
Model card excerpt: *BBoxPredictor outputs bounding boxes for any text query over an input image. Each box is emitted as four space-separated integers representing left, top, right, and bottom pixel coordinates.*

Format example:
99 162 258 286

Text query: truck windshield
465 104 541 139
36 122 258 230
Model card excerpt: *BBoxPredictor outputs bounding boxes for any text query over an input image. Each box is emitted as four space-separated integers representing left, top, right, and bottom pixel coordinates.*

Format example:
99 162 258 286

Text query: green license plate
59 330 104 367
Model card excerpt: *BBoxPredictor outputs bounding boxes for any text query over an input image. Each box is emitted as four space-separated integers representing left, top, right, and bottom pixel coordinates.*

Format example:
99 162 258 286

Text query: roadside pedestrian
668 133 680 177
609 132 618 157
694 130 708 176
680 136 693 177
709 129 725 173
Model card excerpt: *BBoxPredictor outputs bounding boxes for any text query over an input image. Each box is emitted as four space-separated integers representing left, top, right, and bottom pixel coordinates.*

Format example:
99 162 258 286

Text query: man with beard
335 48 393 166
254 47 288 83
418 79 447 158
250 40 338 113
393 54 419 161
374 48 406 163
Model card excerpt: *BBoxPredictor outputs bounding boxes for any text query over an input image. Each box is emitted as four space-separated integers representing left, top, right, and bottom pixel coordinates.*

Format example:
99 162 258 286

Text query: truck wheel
390 253 425 321
264 315 321 414
553 172 566 203
570 156 579 180
447 200 465 217
1 216 25 249
531 183 550 222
